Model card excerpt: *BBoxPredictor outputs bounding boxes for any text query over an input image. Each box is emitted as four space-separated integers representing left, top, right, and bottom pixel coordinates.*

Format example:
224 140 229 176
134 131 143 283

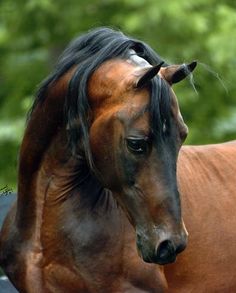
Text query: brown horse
0 27 235 292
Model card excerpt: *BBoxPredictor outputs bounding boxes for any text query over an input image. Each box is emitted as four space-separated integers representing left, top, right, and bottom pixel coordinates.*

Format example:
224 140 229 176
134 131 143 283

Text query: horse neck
16 70 76 227
16 72 118 234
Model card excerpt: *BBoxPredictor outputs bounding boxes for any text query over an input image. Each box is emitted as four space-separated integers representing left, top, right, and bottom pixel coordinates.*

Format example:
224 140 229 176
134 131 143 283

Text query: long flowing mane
29 27 172 168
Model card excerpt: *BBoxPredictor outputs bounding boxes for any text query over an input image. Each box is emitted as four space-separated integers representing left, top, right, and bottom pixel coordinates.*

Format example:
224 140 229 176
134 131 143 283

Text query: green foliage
0 0 236 189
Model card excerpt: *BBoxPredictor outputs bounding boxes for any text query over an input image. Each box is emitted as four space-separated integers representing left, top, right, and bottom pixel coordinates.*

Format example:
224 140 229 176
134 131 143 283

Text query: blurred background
0 0 236 190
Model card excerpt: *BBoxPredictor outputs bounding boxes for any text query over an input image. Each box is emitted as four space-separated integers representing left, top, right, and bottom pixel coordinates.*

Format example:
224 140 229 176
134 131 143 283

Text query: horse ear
136 62 164 88
160 61 197 84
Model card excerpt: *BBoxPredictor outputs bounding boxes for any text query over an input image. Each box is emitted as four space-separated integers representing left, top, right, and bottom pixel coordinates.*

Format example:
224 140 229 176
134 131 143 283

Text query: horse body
165 141 236 292
1 28 235 292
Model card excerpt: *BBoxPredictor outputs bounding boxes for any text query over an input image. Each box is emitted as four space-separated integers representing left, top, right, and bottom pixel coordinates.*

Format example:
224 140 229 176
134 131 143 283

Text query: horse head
28 28 197 266
86 55 197 265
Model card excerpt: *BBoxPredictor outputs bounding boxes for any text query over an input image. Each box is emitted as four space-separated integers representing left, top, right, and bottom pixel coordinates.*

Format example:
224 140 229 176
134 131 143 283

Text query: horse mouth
136 237 181 265
139 249 177 265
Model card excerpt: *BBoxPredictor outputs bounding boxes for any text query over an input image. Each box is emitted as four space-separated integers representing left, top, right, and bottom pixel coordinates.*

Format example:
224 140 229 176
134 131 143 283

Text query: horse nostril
156 239 176 263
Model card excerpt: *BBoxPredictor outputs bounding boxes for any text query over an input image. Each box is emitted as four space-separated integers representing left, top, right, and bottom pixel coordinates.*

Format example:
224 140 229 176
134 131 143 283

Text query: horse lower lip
139 248 177 265
156 254 176 265
142 250 176 265
142 253 176 265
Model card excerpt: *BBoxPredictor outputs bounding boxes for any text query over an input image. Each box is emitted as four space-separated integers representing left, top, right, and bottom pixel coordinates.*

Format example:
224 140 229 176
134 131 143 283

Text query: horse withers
0 27 235 292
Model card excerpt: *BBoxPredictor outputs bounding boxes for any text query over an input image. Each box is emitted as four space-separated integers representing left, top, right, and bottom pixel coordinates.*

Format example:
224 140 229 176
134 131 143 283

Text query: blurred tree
0 0 236 189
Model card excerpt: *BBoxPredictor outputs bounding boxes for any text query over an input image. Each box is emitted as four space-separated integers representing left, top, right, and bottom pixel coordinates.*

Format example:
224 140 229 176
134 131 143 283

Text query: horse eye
126 138 149 154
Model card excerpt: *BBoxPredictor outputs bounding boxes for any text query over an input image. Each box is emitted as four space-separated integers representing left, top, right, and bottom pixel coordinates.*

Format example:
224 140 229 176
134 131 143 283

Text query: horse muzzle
136 231 188 265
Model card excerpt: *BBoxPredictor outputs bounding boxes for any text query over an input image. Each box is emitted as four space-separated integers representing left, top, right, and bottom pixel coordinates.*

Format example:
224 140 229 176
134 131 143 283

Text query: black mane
29 27 172 169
